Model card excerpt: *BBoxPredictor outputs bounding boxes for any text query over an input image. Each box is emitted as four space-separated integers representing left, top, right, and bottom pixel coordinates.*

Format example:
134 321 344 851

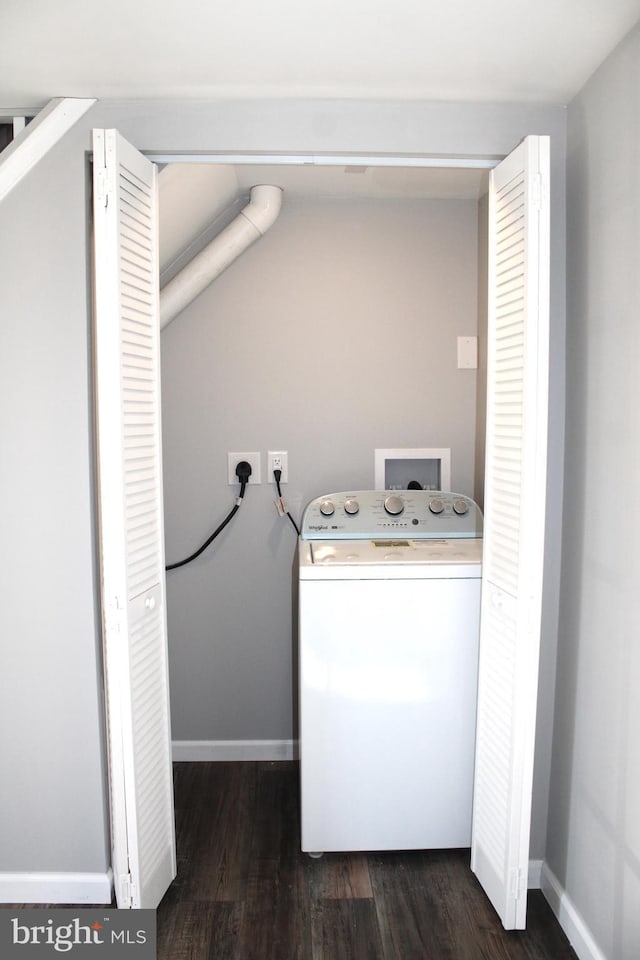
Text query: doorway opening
156 152 492 759
93 134 549 927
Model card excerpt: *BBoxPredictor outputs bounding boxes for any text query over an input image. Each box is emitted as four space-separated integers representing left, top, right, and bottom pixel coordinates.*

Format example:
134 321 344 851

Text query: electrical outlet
267 451 288 483
228 452 261 485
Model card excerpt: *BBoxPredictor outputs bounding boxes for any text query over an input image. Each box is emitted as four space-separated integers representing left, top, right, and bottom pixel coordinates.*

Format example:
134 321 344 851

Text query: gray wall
547 23 640 960
0 97 565 882
161 196 479 742
0 126 110 874
474 191 489 509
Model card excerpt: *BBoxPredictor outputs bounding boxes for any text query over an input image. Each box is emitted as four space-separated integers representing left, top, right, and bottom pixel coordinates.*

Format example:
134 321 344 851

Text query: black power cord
165 460 252 571
273 468 300 536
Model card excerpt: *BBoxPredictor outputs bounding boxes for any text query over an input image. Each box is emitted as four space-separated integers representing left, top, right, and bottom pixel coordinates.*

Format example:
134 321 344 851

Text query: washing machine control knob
453 498 469 515
319 500 335 517
344 498 360 515
429 497 445 514
384 495 404 516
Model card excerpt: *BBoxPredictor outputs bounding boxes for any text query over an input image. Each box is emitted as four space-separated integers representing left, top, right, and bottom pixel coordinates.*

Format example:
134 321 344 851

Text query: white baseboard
541 862 607 960
172 739 295 762
0 870 112 905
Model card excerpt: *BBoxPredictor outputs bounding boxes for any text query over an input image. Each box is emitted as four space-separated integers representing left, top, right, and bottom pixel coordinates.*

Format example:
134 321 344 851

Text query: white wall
160 196 479 742
546 23 640 960
0 98 565 893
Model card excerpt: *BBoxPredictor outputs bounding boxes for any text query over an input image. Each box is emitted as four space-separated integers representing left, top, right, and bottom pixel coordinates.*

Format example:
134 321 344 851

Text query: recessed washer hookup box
374 447 451 491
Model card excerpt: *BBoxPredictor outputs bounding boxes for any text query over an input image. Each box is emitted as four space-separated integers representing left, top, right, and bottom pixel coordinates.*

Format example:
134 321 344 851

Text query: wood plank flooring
4 761 578 959
157 761 578 960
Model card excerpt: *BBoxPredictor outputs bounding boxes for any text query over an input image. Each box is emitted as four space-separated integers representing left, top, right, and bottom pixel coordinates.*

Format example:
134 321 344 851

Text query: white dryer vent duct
160 184 283 329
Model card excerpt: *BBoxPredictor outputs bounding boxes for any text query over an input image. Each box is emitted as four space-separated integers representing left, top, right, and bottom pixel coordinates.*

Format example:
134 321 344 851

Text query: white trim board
172 739 295 762
541 862 607 960
148 151 500 167
0 108 40 118
0 870 112 905
0 97 96 204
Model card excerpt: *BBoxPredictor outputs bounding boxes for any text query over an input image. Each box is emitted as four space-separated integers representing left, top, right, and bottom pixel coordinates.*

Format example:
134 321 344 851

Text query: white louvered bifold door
92 129 176 909
471 136 550 930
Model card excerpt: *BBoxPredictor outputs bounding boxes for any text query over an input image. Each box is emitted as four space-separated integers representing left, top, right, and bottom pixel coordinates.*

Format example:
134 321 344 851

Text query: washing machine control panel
300 491 482 540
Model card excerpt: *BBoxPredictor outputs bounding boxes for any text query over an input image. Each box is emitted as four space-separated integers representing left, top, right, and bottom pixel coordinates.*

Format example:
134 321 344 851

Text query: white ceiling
157 161 491 272
1 0 639 110
7 0 636 273
231 163 490 201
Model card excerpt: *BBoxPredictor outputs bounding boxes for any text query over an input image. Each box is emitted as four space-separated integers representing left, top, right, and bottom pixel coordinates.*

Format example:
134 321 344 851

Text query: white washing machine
298 489 483 855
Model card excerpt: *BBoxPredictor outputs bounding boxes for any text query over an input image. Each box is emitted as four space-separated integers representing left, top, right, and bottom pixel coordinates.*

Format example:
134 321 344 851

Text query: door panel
471 135 550 929
92 128 176 909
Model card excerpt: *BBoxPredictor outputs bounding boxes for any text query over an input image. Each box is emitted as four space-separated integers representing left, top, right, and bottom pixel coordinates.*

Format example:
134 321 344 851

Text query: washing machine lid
299 537 483 579
310 538 483 565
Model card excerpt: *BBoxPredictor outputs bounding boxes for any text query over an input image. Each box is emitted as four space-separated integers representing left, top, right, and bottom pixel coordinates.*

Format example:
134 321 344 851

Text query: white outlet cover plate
267 450 288 483
457 336 478 369
228 452 261 484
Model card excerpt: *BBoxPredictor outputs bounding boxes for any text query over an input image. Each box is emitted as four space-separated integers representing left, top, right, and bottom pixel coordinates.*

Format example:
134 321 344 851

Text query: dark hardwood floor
157 761 578 960
5 761 578 959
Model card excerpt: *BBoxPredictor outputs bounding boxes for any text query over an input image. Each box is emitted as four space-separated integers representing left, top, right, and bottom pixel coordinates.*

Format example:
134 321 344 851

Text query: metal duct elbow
160 184 283 329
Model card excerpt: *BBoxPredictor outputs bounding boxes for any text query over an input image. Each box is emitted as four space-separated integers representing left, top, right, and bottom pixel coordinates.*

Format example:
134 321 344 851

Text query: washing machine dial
453 498 469 515
429 497 444 514
384 494 404 516
344 498 360 516
319 500 335 517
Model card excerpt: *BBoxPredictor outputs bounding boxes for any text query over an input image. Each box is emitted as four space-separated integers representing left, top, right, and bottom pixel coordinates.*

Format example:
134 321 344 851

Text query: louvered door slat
93 128 176 911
